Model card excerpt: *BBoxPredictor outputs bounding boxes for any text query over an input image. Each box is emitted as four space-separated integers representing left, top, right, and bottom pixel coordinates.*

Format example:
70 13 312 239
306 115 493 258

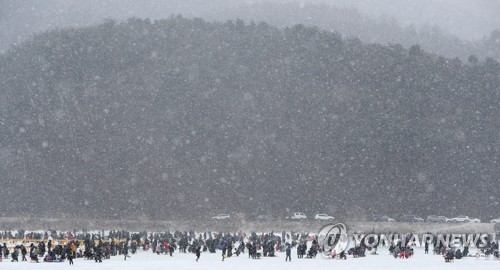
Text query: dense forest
0 17 499 220
1 1 500 62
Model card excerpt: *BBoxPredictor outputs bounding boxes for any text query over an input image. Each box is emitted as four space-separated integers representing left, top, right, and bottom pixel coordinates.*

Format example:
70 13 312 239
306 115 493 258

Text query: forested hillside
1 1 499 61
223 1 500 61
0 17 499 220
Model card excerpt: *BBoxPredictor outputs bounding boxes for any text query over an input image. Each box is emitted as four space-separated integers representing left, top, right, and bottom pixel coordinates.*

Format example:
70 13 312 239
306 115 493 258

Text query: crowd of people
0 230 498 264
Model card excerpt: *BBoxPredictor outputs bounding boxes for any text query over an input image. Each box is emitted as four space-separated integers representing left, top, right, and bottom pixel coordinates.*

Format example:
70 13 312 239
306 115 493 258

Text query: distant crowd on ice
0 230 498 264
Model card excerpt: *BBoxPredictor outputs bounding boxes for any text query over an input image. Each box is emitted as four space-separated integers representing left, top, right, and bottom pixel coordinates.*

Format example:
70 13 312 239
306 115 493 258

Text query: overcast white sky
320 0 500 40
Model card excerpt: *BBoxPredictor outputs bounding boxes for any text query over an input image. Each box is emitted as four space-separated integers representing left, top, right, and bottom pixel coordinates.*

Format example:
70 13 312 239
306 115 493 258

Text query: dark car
400 215 424 222
427 215 451 223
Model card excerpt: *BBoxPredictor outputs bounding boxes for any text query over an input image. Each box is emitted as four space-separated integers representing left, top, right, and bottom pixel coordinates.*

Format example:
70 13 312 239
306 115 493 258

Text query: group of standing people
3 229 498 264
0 229 329 264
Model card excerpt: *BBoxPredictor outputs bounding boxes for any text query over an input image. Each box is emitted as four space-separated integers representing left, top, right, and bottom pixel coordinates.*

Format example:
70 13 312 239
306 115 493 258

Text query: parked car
212 214 230 220
400 215 424 222
286 212 307 220
470 217 481 223
315 214 334 221
490 217 500 223
451 215 470 222
427 215 451 223
372 215 396 222
451 215 480 223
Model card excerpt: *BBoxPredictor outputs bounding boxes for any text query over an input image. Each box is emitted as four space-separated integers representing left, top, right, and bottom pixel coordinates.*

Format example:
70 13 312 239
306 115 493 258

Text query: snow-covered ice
0 246 498 270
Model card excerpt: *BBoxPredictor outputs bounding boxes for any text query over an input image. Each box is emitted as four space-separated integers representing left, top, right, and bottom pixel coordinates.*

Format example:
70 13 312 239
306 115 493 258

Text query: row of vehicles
212 213 500 223
211 212 335 221
373 214 498 223
285 212 335 220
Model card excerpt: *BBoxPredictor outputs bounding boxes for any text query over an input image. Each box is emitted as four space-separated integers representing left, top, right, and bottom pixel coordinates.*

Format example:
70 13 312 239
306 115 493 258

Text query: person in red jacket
163 241 170 255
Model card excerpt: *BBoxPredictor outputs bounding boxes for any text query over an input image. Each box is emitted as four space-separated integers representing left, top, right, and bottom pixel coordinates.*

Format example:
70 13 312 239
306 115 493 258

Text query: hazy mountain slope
0 18 499 220
1 0 499 61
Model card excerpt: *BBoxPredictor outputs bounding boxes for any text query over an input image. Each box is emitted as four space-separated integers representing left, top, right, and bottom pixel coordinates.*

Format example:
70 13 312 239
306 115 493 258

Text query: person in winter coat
67 250 74 265
226 242 233 258
123 244 129 260
11 247 19 262
463 246 469 257
195 246 201 262
21 245 27 261
155 241 162 254
94 246 102 263
169 245 174 257
164 241 170 254
445 249 454 262
222 244 227 261
339 250 347 260
285 243 292 262
30 247 39 263
48 240 52 253
246 242 253 258
3 243 9 259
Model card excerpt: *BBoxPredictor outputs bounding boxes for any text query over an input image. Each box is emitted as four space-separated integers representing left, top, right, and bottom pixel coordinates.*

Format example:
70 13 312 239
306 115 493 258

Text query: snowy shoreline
0 217 495 233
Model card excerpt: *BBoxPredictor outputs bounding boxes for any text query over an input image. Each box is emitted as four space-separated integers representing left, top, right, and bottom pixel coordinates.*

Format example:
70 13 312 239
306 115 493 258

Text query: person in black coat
67 249 74 265
246 242 253 258
169 245 174 257
339 250 347 260
123 244 129 260
285 243 292 261
94 246 102 263
445 249 454 262
11 247 19 262
226 242 232 258
30 247 39 263
195 246 201 262
21 245 27 261
463 246 469 257
3 243 9 259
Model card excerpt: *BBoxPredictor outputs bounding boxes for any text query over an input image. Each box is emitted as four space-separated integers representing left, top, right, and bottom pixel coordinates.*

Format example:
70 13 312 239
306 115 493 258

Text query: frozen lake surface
0 247 498 270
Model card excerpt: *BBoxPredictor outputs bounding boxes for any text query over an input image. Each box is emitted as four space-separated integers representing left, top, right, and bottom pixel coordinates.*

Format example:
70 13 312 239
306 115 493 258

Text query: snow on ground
0 217 495 234
0 246 498 270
